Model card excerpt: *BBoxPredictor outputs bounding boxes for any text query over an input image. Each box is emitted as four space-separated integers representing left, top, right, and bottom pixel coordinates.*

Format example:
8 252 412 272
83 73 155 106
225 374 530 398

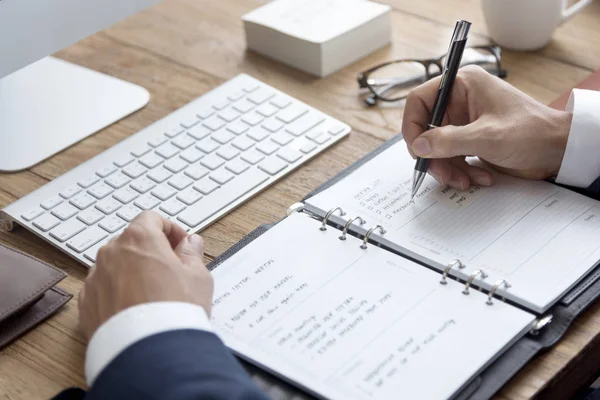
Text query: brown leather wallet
0 242 72 349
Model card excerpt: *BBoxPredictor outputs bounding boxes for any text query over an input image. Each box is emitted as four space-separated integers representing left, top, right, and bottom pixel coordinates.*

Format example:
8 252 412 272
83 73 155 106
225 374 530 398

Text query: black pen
411 20 471 200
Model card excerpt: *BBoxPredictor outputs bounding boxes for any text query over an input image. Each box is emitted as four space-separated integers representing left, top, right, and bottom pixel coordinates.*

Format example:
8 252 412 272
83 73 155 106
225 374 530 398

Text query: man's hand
402 65 573 189
78 211 213 341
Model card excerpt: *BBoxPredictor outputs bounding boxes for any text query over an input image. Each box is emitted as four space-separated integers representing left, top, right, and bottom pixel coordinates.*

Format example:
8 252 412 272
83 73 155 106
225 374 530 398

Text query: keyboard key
270 96 292 109
181 116 200 129
277 147 303 163
134 193 161 210
130 177 157 194
276 105 307 123
185 165 210 180
212 129 235 145
262 118 284 133
216 146 240 161
193 178 220 195
165 126 185 138
299 141 317 154
218 108 240 123
105 173 132 189
227 121 250 135
210 169 235 185
306 130 325 140
70 192 96 210
202 116 226 131
21 208 44 222
285 113 325 136
162 158 188 174
259 158 288 175
95 197 123 214
188 125 212 140
212 99 230 111
225 159 250 175
41 196 63 210
328 124 346 135
69 226 108 254
51 203 79 220
155 143 180 159
201 154 226 170
33 213 61 232
99 215 127 233
88 183 114 200
241 149 265 165
241 112 264 126
256 141 280 155
198 108 215 119
151 184 177 201
50 219 86 242
179 147 204 163
256 103 278 117
139 152 164 169
117 204 144 222
227 91 245 101
232 136 255 151
271 131 294 146
196 138 219 154
78 175 101 189
233 100 254 114
83 238 109 262
247 88 274 105
179 168 269 227
113 187 140 204
160 198 187 216
168 174 194 190
77 208 105 225
172 134 196 150
131 144 152 157
122 163 148 179
96 165 118 178
248 126 271 142
147 167 173 184
114 154 135 168
60 185 82 199
242 82 259 93
314 134 331 145
148 134 169 148
177 187 203 206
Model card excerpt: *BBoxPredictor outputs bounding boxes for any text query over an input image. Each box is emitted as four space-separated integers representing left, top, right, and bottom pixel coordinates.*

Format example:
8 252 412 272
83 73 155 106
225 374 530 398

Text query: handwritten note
428 185 483 208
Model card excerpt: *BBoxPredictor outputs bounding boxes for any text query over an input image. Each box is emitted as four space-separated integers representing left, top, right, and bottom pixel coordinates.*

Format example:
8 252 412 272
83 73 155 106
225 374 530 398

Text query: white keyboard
1 74 350 267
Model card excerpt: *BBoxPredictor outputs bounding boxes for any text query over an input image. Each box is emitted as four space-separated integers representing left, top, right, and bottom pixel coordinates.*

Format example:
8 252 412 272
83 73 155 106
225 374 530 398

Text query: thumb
175 234 205 268
411 123 481 159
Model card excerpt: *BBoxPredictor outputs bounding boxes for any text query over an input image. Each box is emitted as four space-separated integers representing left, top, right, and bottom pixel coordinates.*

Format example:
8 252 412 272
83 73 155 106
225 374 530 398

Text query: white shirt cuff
556 89 600 188
85 302 212 387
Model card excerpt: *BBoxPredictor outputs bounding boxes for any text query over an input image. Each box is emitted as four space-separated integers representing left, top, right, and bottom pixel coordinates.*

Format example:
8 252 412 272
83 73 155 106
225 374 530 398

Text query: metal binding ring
486 280 511 305
320 207 346 231
462 269 488 295
440 259 465 285
339 217 366 241
360 225 387 249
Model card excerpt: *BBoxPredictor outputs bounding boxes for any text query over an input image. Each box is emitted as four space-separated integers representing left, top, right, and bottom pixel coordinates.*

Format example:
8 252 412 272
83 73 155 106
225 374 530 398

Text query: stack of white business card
243 0 391 77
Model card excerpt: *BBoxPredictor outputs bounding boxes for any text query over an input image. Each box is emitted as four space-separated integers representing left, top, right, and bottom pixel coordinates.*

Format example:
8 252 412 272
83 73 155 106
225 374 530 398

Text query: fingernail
187 234 204 253
449 179 466 191
473 175 492 186
412 137 432 156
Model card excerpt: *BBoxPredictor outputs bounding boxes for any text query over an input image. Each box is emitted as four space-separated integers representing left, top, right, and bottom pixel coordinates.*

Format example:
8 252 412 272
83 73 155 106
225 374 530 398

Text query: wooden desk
1 0 599 398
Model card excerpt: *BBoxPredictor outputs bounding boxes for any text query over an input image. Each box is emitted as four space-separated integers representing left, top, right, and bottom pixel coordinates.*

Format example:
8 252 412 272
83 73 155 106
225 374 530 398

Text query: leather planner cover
0 242 72 349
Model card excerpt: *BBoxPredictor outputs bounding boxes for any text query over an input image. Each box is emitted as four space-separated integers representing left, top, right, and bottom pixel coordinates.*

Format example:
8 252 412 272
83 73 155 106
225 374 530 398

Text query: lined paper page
306 141 600 313
211 213 534 400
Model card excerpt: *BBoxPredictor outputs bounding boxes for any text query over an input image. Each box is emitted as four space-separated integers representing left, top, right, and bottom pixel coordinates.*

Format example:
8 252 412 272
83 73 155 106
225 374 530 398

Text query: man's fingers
411 123 481 159
401 75 443 146
174 234 206 269
129 211 188 249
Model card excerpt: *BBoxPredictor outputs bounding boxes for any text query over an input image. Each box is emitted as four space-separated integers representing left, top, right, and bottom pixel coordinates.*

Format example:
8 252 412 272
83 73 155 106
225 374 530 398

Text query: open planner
207 136 600 400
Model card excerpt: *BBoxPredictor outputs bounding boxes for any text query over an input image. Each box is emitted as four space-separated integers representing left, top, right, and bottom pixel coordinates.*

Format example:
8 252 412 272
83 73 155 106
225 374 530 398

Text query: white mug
481 0 593 51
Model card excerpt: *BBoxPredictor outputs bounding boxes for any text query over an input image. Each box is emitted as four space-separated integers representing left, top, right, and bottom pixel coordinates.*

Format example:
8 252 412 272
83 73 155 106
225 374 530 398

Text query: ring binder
360 225 387 249
462 269 488 295
440 259 466 285
339 217 366 241
320 207 346 231
486 280 511 305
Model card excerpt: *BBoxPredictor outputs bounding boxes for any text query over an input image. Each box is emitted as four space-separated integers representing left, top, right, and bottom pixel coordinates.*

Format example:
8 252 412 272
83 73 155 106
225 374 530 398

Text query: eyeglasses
357 45 507 106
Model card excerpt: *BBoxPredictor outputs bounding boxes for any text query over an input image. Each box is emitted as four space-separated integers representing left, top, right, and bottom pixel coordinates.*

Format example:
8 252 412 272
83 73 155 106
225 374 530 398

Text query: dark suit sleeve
82 329 268 400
